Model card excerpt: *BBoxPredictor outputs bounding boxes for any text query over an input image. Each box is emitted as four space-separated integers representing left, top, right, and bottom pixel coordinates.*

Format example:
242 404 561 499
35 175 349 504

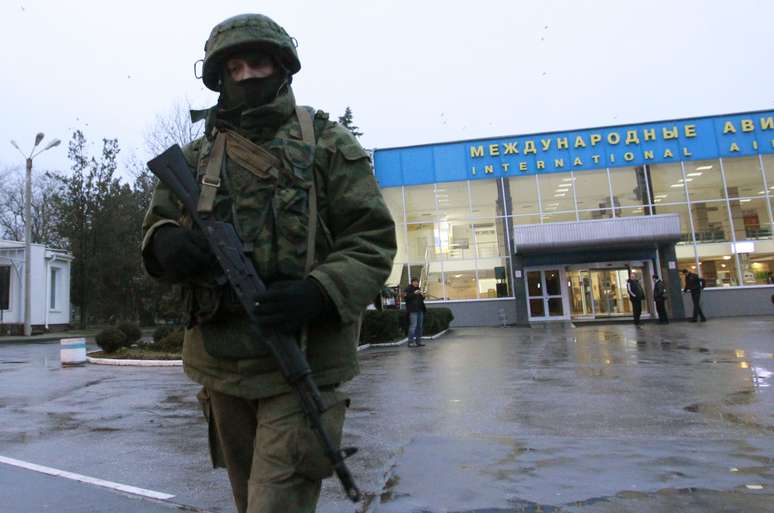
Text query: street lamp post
10 134 61 336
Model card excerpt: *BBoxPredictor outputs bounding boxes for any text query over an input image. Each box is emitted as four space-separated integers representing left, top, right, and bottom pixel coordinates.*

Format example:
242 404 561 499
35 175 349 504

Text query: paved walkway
0 317 772 512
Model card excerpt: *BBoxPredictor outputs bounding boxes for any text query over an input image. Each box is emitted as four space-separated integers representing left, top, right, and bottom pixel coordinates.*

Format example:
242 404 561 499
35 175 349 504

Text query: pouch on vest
195 111 318 360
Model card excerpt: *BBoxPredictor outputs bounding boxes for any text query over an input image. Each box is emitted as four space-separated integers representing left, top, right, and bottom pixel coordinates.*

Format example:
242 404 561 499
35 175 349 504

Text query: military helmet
202 14 300 91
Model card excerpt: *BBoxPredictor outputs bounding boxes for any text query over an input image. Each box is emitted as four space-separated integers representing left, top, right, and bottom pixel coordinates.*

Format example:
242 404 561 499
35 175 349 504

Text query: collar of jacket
201 86 297 144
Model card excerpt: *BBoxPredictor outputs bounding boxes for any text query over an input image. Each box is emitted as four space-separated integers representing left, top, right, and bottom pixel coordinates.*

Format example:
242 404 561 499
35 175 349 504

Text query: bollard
60 337 87 366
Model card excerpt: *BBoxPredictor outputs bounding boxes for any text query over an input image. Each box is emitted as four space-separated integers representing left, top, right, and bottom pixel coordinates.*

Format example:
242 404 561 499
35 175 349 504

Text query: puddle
752 367 771 388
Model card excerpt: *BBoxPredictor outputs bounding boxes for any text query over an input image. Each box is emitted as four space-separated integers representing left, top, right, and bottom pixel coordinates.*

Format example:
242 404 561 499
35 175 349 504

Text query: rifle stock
147 145 361 502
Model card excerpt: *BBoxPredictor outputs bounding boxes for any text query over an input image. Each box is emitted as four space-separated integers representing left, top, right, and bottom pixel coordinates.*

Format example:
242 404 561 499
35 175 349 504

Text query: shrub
116 321 142 344
153 324 178 344
423 308 454 336
360 310 403 344
359 307 453 344
95 328 128 353
156 329 184 353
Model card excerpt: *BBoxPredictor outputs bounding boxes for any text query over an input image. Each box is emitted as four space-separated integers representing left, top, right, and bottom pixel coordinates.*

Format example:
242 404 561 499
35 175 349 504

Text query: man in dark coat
682 269 707 322
404 278 426 347
652 274 669 324
626 271 646 326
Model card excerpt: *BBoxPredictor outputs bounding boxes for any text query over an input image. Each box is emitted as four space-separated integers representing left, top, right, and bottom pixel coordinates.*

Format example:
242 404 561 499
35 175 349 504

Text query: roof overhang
513 214 681 254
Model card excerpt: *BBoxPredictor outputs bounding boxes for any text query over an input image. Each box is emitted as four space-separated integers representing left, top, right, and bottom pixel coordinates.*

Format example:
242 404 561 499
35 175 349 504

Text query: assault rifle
147 145 361 502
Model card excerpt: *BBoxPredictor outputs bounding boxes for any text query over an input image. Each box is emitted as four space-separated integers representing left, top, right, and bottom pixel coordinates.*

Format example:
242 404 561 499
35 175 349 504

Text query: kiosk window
50 267 59 310
0 266 9 310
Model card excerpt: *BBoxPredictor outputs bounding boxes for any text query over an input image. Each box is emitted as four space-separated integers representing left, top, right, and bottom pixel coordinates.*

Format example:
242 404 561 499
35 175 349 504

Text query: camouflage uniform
141 14 396 513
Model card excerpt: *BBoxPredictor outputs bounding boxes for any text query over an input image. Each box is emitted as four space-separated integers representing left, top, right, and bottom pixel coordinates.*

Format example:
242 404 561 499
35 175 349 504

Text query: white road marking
0 455 175 500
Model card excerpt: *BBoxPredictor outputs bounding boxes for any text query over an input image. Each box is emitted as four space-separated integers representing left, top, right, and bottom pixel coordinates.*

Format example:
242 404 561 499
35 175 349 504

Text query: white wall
0 242 72 329
682 286 774 318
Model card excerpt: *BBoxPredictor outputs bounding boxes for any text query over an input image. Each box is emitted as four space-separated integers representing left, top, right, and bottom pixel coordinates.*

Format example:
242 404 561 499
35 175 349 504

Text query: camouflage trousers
199 386 348 513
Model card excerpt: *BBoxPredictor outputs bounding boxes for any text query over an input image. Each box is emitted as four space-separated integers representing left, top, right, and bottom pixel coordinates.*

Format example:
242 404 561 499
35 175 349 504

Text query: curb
424 328 449 340
357 337 409 352
86 351 182 367
86 329 452 362
357 329 451 351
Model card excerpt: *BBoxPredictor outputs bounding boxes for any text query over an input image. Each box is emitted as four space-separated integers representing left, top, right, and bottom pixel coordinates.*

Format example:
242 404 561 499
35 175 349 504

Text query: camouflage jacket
142 97 396 399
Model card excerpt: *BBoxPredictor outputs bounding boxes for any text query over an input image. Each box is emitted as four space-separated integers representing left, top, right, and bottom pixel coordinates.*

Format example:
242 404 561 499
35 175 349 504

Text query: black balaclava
219 72 288 111
211 51 296 142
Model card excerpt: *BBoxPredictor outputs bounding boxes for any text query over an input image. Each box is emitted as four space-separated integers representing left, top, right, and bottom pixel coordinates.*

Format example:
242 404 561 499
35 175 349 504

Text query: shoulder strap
296 106 318 276
296 106 319 355
197 133 226 214
297 106 316 146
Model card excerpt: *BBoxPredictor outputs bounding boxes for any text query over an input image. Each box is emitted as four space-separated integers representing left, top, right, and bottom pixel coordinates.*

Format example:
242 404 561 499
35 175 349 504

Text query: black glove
152 225 215 283
255 279 332 331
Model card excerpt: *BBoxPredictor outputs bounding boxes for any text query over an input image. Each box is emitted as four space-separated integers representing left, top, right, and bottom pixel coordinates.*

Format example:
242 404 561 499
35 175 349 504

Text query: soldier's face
225 52 275 82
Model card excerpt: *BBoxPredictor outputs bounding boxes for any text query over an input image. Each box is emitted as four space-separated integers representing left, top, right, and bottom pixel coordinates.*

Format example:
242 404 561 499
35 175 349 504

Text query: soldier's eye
248 55 271 67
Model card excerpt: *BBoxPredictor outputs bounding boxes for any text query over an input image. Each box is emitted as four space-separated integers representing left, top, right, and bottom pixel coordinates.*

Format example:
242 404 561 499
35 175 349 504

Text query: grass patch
88 346 181 360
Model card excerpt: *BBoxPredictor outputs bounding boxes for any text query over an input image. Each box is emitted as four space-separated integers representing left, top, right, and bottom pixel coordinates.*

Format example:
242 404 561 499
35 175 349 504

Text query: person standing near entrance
682 269 707 322
404 278 426 346
652 274 669 324
626 271 645 326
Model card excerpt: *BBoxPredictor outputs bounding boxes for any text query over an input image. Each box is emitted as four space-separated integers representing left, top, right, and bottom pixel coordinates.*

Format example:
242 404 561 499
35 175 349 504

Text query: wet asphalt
0 317 772 513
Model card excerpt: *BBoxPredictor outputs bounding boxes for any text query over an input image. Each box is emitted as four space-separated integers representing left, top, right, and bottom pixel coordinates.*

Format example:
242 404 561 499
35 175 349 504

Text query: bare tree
0 168 63 246
143 100 205 157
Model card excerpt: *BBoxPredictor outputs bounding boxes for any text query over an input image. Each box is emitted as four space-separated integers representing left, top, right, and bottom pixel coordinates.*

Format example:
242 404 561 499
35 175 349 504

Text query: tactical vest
182 106 330 359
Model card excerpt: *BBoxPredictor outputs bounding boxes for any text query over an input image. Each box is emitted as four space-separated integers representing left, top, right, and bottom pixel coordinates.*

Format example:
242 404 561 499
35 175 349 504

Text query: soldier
141 14 396 513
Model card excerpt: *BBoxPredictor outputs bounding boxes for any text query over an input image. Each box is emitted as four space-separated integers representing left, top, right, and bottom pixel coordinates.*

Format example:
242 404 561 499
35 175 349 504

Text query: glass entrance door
568 270 593 318
527 269 566 319
592 269 630 316
567 263 653 319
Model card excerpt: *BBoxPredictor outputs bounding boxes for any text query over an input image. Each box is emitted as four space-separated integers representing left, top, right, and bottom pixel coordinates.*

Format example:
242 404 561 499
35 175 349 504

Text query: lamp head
34 132 45 147
44 139 61 150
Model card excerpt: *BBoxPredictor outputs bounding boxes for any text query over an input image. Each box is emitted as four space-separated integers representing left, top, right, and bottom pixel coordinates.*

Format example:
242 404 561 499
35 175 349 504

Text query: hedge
95 327 129 353
153 324 179 344
127 307 454 353
360 310 403 344
422 308 454 337
360 307 453 345
155 329 184 352
115 321 142 344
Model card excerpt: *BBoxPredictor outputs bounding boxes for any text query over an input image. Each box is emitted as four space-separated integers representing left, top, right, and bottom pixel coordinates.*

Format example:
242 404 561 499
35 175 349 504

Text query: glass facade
390 180 513 301
383 155 774 298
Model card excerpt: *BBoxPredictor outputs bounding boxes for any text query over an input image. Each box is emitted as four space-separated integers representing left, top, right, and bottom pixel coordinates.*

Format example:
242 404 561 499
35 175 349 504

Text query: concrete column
512 254 530 325
659 243 686 319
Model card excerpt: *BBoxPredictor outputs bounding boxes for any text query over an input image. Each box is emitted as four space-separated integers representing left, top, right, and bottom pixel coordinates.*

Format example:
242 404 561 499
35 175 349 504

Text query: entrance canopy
513 214 681 254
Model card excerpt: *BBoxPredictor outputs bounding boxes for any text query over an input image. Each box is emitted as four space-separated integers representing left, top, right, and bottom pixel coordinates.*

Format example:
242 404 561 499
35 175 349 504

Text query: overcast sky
2 0 773 177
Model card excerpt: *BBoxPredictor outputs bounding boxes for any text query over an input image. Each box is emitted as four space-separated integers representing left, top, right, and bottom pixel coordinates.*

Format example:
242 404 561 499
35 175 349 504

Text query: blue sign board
373 110 774 188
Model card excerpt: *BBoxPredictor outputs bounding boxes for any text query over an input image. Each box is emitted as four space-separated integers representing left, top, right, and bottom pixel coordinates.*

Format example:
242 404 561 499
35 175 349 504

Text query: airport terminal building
373 109 774 325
